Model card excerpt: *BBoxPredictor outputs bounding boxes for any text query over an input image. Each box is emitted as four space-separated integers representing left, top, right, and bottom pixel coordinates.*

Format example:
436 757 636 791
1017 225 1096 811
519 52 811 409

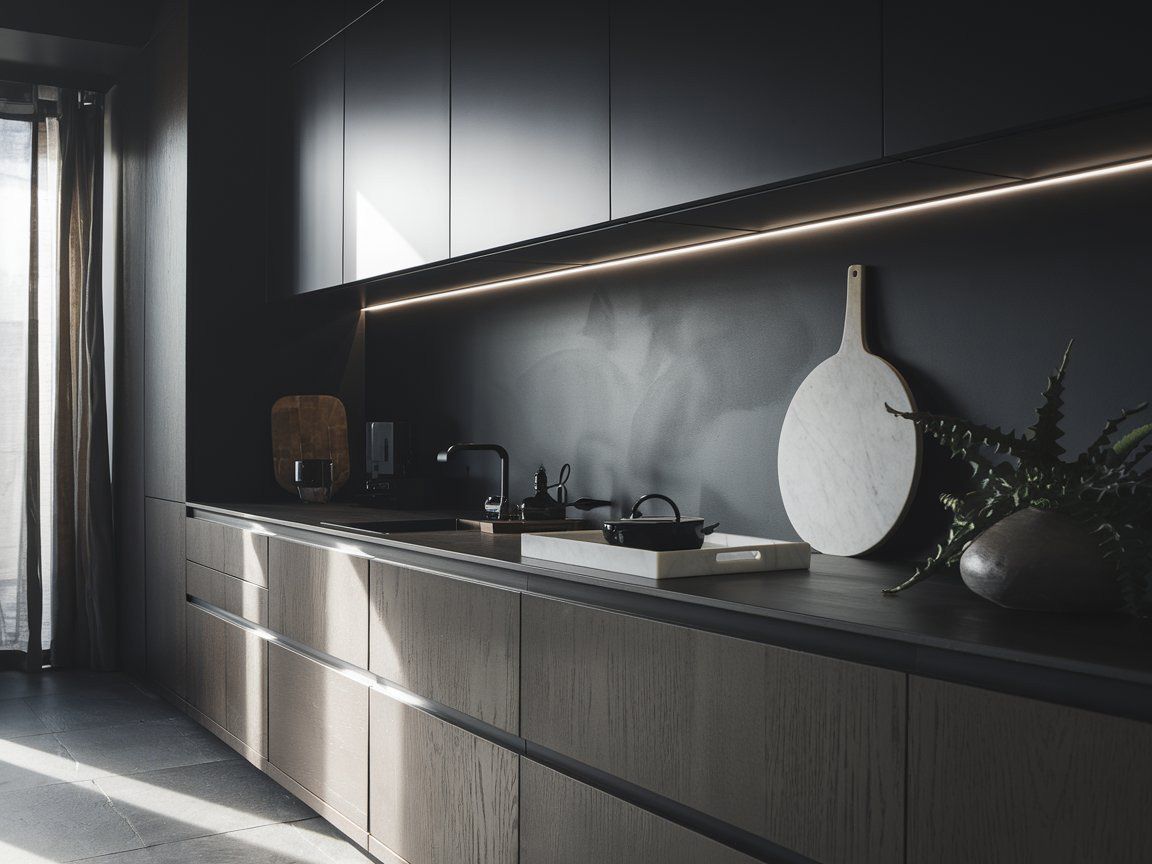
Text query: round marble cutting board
777 265 920 556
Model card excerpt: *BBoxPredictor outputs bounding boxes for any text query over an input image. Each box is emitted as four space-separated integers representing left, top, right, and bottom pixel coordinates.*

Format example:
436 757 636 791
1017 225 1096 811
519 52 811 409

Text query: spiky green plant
884 340 1152 613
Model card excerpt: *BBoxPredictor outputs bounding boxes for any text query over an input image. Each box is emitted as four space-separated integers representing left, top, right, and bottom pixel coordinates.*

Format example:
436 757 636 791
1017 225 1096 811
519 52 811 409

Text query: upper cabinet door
610 0 881 219
884 1 1152 156
287 36 344 296
344 1 450 282
450 0 610 257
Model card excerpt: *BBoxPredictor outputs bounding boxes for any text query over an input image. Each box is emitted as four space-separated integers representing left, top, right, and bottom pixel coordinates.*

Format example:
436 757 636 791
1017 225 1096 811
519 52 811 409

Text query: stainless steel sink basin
321 518 462 535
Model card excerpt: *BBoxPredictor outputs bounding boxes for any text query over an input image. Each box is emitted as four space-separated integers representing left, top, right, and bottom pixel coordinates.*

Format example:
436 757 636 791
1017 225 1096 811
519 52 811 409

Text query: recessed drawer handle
714 550 762 564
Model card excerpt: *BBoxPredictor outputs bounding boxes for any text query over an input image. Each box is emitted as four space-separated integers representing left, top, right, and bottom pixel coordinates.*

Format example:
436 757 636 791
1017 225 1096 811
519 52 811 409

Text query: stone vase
958 507 1122 613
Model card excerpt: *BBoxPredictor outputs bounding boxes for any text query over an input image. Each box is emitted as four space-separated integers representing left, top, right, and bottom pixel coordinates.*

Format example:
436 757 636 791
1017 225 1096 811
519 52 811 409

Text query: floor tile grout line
0 743 245 799
65 815 338 863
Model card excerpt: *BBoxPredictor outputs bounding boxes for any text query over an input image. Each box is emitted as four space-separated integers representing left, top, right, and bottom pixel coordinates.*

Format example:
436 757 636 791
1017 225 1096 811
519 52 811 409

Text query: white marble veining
521 531 811 580
777 266 921 556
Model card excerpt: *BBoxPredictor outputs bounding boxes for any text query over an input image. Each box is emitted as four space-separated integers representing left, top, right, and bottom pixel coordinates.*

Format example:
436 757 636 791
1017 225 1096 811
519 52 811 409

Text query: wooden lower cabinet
908 676 1152 863
520 760 756 864
268 642 370 831
186 603 227 726
521 595 905 864
369 562 519 733
222 523 268 587
225 624 267 756
185 602 267 757
186 517 269 587
268 538 369 667
369 692 518 864
185 516 224 571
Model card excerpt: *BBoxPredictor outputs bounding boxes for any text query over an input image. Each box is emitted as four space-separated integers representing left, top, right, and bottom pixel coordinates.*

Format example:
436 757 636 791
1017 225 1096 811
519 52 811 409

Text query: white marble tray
520 531 811 580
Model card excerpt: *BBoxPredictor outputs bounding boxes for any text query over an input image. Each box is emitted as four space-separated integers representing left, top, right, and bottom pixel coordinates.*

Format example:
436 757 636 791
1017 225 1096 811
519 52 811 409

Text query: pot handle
630 493 681 522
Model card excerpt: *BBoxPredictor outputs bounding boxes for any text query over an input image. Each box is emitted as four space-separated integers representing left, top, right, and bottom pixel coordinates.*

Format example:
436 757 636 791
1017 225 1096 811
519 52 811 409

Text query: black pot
601 494 719 552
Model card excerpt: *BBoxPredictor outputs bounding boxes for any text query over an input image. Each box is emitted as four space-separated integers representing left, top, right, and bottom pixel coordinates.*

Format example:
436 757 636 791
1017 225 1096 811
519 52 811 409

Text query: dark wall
366 167 1152 555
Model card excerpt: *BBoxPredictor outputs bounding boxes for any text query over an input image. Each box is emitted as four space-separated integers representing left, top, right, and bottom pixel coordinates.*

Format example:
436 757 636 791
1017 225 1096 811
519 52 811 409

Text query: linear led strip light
363 154 1152 314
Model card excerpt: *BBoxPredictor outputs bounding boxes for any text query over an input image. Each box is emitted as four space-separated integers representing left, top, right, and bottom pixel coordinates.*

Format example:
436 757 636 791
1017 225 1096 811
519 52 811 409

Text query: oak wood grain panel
520 759 757 864
908 676 1152 863
226 624 267 757
369 692 518 864
186 603 227 726
369 562 519 733
146 498 186 696
186 562 266 626
225 576 268 627
185 560 227 607
521 595 905 864
268 538 369 666
185 517 224 571
268 642 369 829
222 524 268 587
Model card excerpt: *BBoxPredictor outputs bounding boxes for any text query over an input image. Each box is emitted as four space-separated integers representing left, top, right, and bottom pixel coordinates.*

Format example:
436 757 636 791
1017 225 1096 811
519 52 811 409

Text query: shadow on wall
366 169 1152 556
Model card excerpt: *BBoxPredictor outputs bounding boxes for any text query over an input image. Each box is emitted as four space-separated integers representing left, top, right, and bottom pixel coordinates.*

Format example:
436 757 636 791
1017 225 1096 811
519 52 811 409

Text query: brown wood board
271 395 350 495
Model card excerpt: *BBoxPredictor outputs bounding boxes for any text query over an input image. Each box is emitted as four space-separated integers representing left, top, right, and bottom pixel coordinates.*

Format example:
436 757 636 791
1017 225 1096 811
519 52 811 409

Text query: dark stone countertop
189 500 1152 721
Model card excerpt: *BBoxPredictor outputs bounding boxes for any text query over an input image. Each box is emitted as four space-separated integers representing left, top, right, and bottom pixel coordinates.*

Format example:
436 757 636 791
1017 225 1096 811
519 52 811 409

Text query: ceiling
0 0 168 90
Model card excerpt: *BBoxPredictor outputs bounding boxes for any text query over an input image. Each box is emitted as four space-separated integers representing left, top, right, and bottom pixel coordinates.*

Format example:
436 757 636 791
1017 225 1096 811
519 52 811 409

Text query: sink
322 518 462 535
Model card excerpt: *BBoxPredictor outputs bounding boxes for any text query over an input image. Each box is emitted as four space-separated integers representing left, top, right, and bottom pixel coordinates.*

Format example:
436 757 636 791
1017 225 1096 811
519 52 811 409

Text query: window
0 111 59 651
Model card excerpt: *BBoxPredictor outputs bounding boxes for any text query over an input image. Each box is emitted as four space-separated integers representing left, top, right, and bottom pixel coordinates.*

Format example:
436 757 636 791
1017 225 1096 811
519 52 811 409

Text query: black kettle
601 494 720 551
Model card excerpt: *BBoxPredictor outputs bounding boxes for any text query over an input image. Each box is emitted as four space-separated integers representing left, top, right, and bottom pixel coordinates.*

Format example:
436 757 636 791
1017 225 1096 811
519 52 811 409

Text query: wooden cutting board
777 265 921 556
271 395 351 496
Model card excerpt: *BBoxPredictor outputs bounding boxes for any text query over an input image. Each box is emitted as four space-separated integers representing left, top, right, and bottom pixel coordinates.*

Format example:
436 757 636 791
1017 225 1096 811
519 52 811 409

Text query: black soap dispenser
517 465 566 521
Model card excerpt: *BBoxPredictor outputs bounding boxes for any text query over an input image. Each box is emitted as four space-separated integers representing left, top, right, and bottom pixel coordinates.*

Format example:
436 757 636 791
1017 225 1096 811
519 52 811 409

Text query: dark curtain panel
50 92 116 670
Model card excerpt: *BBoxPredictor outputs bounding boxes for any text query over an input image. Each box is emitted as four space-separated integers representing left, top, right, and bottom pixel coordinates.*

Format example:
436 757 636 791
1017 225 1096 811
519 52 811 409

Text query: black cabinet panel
344 0 449 282
884 1 1152 156
287 35 344 296
610 0 881 218
450 0 609 256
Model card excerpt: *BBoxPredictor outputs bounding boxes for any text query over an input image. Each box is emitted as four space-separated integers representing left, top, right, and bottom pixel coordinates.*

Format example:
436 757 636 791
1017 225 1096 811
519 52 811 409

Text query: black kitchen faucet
437 443 509 520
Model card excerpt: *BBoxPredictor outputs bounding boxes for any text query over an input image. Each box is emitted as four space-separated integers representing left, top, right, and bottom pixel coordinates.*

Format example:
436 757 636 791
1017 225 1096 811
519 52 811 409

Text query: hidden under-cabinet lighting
361 154 1152 314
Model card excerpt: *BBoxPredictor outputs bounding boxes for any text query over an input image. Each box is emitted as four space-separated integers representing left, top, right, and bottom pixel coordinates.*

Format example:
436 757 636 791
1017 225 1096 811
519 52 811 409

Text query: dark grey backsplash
366 169 1152 556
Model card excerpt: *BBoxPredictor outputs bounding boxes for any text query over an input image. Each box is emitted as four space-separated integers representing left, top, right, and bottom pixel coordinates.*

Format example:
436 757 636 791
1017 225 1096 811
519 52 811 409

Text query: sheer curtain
0 85 114 671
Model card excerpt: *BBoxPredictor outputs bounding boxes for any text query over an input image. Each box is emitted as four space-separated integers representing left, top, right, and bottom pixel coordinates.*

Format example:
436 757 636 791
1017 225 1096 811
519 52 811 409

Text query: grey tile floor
0 670 374 863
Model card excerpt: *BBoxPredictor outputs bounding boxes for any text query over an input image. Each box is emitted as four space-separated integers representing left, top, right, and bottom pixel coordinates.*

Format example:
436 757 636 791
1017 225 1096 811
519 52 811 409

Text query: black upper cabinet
610 0 881 219
884 1 1152 156
344 1 449 282
287 35 344 296
450 0 609 257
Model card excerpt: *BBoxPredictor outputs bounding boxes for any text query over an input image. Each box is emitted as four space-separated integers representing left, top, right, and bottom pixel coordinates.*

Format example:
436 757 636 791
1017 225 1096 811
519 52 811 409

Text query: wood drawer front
369 562 519 733
521 759 756 864
369 692 518 864
908 676 1152 864
186 561 267 626
185 517 224 571
222 524 268 587
268 642 369 830
186 603 227 726
268 538 369 666
521 595 905 864
226 624 266 757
